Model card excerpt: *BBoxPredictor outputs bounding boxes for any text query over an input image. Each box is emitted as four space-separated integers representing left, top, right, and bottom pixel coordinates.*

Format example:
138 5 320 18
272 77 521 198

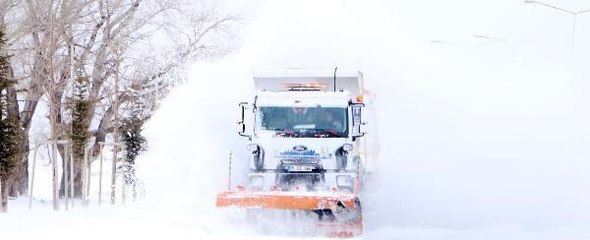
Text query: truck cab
237 69 370 193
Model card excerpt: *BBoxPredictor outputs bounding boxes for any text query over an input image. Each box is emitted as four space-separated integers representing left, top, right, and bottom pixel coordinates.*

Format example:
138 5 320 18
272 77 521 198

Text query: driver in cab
317 110 343 131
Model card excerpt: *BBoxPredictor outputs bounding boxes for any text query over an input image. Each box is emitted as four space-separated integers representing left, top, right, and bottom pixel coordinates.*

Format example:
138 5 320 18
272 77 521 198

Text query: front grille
281 158 320 164
277 173 323 191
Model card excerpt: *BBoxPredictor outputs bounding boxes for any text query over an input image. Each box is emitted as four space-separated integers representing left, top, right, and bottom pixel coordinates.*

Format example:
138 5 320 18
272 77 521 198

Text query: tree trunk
8 125 28 198
10 99 40 198
8 156 25 197
57 145 83 198
58 149 84 198
57 144 67 197
92 92 129 155
15 138 30 195
73 156 83 197
59 157 66 197
1 174 9 212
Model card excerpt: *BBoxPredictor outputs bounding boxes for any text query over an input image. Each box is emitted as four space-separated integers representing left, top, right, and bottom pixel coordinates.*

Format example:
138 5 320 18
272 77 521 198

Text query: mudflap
216 190 363 238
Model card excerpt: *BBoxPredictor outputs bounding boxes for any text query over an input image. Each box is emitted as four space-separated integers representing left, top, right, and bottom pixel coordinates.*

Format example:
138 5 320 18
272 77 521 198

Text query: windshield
259 106 348 138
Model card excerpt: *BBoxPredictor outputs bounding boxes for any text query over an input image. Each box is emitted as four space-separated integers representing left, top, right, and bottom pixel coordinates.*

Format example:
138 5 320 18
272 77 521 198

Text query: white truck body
238 69 378 193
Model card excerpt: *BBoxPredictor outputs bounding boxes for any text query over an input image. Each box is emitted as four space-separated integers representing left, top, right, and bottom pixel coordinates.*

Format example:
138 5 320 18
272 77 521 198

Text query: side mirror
351 103 366 139
238 102 250 138
359 122 368 136
236 122 246 134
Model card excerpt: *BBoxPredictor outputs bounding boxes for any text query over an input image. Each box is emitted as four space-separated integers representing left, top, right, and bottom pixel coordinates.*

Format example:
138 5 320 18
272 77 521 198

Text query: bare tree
4 0 239 201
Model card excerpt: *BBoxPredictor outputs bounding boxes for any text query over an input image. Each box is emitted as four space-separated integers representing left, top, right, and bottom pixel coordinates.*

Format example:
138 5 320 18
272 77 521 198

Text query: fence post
86 148 93 206
52 142 59 211
111 144 117 205
121 145 126 205
64 144 69 210
28 144 39 209
81 147 87 207
227 151 232 191
69 145 74 208
98 142 104 205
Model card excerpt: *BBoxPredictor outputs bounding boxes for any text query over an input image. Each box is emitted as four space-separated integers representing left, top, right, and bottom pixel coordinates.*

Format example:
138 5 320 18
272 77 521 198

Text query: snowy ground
3 0 590 239
0 199 265 240
3 197 590 240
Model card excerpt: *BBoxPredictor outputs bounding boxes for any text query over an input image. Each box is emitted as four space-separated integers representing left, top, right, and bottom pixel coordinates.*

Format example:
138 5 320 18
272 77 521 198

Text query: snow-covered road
3 197 589 240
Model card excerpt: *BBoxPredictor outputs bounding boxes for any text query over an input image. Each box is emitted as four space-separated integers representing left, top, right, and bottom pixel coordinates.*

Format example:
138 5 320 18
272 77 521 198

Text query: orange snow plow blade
216 190 362 237
216 191 358 210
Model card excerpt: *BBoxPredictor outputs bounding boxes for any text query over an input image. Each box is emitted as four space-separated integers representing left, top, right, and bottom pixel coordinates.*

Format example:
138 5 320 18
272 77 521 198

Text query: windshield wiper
312 129 343 138
272 128 343 138
274 128 298 137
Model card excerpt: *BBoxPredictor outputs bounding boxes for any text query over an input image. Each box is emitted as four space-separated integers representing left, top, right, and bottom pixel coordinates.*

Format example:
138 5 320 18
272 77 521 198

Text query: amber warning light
282 83 327 91
356 95 364 102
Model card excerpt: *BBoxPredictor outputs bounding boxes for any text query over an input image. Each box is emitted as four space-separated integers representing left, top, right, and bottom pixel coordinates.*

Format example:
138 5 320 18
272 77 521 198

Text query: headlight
342 144 353 152
336 175 354 190
249 175 264 191
247 143 258 152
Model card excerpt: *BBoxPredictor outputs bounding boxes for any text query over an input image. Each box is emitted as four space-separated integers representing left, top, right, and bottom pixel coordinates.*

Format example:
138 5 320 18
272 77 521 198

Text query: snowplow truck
216 69 376 237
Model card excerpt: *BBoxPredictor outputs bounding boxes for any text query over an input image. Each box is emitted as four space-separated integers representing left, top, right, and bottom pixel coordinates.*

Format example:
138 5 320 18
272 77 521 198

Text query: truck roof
253 68 365 98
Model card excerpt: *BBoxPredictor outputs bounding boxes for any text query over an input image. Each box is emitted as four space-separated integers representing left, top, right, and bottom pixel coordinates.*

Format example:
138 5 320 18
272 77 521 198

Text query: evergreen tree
0 27 22 212
66 69 91 197
119 93 148 186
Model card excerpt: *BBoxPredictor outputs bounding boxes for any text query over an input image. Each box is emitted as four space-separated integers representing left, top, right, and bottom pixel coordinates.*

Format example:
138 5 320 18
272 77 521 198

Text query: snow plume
136 0 590 239
136 60 253 233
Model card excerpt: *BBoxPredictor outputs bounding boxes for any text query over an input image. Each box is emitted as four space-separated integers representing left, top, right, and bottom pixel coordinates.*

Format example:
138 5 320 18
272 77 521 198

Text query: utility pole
524 1 590 50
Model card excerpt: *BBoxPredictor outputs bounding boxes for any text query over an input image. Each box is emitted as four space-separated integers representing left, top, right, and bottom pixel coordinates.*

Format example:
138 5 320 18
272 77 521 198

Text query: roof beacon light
356 95 364 103
282 83 326 91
